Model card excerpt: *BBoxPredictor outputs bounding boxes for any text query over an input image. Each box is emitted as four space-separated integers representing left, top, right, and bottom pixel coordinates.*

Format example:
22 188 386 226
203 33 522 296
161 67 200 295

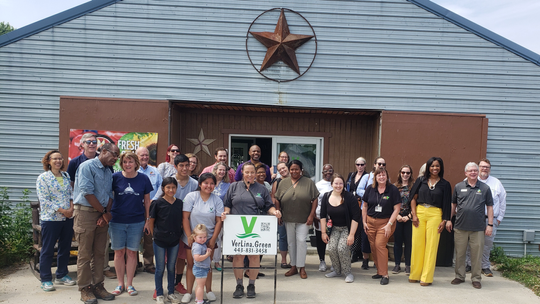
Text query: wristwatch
102 209 108 214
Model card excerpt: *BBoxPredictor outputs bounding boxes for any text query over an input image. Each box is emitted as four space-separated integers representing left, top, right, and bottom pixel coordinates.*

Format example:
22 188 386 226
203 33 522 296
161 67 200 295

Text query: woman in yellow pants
409 157 451 286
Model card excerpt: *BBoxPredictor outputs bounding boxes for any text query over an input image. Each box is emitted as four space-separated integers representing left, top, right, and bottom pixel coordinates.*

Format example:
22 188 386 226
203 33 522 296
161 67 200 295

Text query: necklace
428 178 440 190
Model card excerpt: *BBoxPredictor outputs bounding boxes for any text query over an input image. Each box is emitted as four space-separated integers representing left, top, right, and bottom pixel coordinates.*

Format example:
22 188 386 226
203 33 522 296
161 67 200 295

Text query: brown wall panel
173 106 379 178
59 96 169 164
380 111 488 188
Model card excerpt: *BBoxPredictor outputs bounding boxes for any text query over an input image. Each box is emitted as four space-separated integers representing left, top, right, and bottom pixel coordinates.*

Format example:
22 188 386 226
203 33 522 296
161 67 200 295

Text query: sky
1 0 539 54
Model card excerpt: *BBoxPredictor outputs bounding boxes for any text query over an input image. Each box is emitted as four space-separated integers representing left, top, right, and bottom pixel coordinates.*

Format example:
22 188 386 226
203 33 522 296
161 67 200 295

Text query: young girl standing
191 224 213 304
147 177 184 304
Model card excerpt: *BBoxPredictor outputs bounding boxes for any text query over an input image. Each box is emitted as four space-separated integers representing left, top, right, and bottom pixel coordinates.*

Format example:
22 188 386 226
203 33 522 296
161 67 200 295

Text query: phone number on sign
233 247 268 254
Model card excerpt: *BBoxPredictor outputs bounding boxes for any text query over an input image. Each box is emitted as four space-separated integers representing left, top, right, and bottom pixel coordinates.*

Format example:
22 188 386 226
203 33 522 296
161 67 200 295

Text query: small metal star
187 129 215 156
250 8 314 74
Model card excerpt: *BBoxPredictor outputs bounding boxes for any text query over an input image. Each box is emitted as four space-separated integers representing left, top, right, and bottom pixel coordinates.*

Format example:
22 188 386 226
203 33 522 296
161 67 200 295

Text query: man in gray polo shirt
446 162 493 290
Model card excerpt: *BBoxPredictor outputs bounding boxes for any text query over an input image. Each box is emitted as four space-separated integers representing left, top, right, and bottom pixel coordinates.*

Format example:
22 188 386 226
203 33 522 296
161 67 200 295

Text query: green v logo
237 216 260 239
241 216 257 234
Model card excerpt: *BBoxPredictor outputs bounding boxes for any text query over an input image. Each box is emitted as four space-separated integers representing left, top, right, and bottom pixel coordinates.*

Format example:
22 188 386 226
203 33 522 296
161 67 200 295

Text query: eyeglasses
377 163 386 166
356 163 365 166
322 170 334 174
84 140 97 145
479 165 491 169
401 171 411 175
170 149 181 153
190 161 197 165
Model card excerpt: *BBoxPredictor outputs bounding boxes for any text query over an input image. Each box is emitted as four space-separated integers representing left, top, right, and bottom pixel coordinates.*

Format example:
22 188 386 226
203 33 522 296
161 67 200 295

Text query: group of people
35 134 507 304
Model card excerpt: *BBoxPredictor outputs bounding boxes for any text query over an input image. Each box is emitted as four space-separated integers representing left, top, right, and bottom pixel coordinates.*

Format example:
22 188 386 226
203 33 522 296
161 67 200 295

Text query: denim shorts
109 221 144 251
193 265 210 279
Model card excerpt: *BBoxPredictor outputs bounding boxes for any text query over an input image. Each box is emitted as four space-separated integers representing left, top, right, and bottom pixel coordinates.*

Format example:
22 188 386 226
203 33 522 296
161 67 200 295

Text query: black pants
315 229 327 261
393 220 412 266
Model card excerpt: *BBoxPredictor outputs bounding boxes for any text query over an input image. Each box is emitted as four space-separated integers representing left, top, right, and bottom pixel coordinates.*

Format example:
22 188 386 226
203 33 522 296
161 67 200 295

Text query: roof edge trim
408 0 540 66
0 0 121 48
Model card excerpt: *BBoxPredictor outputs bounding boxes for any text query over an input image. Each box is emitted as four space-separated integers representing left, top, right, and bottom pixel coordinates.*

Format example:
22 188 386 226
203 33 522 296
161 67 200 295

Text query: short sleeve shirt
111 172 153 224
181 192 224 244
150 197 183 248
153 176 198 201
192 242 211 269
363 184 401 219
276 176 319 223
452 180 494 231
223 182 274 215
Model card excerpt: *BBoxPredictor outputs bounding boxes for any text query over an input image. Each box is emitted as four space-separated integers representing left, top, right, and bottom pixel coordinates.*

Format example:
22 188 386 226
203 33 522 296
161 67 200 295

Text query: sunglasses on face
170 149 180 153
377 163 386 166
401 171 411 175
356 163 365 166
84 140 97 145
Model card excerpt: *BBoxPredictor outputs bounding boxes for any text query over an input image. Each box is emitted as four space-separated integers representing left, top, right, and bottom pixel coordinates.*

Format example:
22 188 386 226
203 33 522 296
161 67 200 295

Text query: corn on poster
68 129 158 172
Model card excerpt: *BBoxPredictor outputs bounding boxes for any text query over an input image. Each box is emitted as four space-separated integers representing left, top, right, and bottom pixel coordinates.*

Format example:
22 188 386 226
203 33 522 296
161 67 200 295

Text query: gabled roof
1 0 539 66
409 0 540 66
0 0 121 48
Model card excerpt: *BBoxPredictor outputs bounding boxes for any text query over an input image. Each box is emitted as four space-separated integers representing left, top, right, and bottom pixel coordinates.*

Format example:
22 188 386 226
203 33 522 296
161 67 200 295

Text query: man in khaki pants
447 162 493 290
73 143 119 304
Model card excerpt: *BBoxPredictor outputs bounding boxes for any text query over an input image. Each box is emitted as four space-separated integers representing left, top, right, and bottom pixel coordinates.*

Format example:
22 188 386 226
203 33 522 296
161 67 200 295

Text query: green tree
0 22 15 36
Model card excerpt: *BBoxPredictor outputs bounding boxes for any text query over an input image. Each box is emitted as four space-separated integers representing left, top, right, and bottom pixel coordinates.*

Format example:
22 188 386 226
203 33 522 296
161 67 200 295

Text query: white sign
222 214 278 256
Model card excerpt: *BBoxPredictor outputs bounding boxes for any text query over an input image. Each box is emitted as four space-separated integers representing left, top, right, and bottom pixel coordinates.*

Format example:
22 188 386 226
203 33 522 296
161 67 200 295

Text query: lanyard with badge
375 192 385 213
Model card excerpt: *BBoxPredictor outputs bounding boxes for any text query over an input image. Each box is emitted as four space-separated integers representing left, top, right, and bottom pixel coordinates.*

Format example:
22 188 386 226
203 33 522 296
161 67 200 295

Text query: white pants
285 222 309 268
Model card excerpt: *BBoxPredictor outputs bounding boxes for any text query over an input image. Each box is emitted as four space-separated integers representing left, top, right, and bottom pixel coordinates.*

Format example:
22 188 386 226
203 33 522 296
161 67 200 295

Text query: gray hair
464 162 479 172
80 133 96 144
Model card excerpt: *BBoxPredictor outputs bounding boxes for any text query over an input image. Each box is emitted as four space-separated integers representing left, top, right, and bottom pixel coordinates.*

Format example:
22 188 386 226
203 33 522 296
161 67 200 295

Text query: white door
272 136 323 182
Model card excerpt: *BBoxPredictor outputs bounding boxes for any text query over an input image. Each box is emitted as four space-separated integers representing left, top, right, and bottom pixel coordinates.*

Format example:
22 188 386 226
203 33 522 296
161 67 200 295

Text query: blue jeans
154 243 179 296
40 219 74 282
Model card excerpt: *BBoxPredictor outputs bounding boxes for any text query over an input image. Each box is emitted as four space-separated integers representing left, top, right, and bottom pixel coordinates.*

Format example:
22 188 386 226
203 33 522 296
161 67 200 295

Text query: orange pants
366 216 396 276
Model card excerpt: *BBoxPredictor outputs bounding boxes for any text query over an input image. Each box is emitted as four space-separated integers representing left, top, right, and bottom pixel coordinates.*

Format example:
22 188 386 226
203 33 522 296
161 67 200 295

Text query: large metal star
187 129 215 156
250 8 314 75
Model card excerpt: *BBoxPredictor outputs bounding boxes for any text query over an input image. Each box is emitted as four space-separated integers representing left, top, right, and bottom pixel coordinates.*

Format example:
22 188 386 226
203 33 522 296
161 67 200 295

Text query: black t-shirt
327 203 348 227
149 197 184 248
363 184 401 219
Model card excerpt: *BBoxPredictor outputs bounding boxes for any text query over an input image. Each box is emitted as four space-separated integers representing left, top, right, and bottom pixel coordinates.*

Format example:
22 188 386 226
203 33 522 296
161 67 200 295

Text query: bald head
136 147 150 168
249 145 261 162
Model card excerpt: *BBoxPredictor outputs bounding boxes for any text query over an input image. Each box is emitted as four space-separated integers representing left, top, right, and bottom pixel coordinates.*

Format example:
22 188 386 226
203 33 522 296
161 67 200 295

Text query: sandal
111 285 124 296
127 286 138 296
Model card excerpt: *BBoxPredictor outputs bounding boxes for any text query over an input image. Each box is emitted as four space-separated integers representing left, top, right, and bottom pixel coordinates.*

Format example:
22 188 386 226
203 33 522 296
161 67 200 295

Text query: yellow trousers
410 205 442 283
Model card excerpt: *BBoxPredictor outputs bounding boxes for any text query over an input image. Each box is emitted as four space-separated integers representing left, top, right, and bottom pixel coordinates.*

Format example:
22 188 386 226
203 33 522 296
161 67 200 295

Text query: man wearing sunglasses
68 133 99 188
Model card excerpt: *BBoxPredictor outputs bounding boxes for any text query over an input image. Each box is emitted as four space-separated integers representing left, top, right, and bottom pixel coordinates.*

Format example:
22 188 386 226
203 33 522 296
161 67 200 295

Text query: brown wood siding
380 111 488 187
173 104 379 177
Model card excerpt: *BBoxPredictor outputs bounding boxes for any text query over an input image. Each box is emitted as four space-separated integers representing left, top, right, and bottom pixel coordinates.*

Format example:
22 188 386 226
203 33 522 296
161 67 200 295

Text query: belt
420 203 433 208
74 205 99 212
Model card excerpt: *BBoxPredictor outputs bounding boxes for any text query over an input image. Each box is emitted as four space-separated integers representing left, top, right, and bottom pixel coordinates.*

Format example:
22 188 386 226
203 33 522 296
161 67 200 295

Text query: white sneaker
318 260 327 272
345 273 354 283
206 291 217 302
181 293 192 303
325 271 342 278
168 294 181 304
156 295 165 304
330 266 335 272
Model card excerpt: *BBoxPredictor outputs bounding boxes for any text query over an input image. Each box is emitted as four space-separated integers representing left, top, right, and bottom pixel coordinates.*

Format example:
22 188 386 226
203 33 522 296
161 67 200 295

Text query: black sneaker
246 284 256 298
465 265 472 273
380 277 389 285
233 284 244 298
482 268 493 277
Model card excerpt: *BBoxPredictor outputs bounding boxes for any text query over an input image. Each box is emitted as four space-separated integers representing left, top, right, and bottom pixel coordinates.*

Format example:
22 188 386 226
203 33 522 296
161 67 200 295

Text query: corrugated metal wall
1 0 539 256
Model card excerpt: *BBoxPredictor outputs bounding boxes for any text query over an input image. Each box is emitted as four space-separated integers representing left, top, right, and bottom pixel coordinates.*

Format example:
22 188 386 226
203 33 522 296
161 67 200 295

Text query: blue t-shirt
192 242 211 269
111 172 153 224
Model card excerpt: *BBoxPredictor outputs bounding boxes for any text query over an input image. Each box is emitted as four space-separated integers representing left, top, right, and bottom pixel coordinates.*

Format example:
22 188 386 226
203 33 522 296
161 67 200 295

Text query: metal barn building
1 0 539 257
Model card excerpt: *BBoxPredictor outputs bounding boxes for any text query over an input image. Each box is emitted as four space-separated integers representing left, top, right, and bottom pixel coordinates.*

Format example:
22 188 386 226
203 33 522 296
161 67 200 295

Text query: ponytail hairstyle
190 224 208 242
